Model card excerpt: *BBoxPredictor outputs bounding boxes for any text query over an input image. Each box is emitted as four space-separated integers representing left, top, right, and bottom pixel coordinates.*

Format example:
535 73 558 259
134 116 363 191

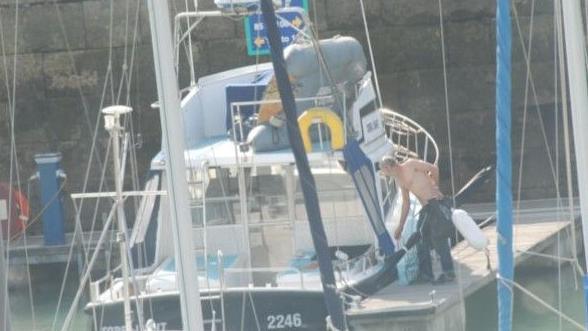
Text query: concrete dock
5 230 116 286
347 200 581 331
7 230 114 265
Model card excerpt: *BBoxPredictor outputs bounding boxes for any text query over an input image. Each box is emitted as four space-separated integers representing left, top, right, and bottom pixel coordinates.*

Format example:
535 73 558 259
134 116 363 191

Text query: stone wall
0 0 568 231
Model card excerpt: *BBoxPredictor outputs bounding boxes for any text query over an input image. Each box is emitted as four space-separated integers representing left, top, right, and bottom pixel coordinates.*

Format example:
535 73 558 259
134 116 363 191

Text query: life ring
0 182 28 239
297 107 345 152
14 189 30 223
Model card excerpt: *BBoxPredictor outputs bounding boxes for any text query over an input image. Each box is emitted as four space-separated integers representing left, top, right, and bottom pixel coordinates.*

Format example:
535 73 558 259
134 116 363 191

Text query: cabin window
188 166 289 227
294 171 363 223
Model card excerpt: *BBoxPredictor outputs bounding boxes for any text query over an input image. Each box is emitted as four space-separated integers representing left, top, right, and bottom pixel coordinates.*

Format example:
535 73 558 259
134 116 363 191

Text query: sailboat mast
103 106 134 331
560 0 588 327
496 0 513 330
145 1 204 330
259 0 347 330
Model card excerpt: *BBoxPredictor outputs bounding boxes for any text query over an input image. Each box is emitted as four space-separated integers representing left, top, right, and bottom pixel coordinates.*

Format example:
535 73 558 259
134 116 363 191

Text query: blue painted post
496 0 513 330
34 153 66 246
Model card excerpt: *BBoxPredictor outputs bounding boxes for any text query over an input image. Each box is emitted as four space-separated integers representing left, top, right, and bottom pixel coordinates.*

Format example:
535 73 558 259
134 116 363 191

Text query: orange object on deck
0 182 28 240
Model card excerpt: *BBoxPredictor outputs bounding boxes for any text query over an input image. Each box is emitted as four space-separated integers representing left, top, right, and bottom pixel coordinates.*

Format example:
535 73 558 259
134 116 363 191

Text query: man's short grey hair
381 155 398 167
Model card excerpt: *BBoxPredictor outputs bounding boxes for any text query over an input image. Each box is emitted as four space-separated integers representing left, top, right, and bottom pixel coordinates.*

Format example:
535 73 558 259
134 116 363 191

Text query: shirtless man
380 156 455 284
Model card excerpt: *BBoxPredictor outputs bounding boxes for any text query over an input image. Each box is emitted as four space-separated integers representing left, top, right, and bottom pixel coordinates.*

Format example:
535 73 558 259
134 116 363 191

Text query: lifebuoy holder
297 107 345 153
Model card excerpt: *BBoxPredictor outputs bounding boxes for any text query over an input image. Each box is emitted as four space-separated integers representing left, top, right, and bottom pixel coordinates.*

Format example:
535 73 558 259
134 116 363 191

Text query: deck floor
348 217 573 318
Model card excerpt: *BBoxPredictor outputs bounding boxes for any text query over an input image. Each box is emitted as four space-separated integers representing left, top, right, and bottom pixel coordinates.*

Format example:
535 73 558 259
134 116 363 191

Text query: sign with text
244 4 308 56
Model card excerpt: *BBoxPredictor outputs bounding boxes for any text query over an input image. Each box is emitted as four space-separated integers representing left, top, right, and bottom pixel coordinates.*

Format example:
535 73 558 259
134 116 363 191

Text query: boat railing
89 266 152 302
229 94 340 144
380 108 439 165
333 246 378 277
222 266 307 289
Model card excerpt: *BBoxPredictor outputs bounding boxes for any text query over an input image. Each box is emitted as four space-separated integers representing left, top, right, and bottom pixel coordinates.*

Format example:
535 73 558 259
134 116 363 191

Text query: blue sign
244 4 308 56
280 0 308 8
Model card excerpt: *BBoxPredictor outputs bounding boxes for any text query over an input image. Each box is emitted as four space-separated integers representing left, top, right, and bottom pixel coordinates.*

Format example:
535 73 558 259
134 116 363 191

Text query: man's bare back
381 157 444 240
382 158 443 205
395 159 443 204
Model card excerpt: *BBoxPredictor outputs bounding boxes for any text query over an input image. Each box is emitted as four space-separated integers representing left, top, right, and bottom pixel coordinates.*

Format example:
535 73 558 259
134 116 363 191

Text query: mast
560 0 588 328
103 105 134 331
145 1 204 330
259 0 347 330
496 0 513 330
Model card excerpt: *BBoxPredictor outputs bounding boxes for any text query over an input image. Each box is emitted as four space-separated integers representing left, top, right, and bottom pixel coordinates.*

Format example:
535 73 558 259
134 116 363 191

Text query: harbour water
467 264 584 331
9 264 86 331
6 263 585 330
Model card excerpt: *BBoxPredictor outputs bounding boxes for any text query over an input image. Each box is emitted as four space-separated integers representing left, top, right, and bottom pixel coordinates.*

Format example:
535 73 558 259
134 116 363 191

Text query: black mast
259 0 346 329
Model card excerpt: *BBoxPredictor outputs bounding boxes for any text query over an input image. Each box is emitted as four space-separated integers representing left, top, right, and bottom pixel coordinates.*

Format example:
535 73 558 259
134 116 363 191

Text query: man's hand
394 226 403 241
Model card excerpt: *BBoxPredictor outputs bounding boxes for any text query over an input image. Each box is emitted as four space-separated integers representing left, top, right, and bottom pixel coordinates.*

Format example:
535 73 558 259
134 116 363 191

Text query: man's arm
394 187 411 240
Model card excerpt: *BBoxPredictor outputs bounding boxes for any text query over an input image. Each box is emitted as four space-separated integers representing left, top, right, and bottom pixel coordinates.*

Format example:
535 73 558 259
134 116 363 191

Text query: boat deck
347 202 578 330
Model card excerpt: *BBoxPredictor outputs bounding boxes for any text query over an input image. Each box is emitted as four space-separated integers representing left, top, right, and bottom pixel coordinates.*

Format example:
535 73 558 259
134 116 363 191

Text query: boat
80 1 444 330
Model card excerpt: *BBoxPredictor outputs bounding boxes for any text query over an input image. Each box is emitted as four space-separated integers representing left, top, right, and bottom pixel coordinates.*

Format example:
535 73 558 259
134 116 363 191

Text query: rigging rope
436 0 466 327
51 0 144 328
556 0 580 280
510 6 536 302
0 0 33 329
512 4 561 202
358 0 382 108
497 275 584 330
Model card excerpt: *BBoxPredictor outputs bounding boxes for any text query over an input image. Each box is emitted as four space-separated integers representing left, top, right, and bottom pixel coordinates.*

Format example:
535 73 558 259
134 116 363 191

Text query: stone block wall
0 0 569 232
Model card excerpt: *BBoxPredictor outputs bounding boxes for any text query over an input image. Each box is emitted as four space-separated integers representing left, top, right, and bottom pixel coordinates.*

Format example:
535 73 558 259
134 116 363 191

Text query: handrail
380 108 439 165
230 94 338 143
224 266 305 288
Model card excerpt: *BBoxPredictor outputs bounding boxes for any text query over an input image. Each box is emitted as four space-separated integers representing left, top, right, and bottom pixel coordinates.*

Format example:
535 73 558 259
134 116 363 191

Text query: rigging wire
513 0 581 270
50 0 144 327
511 1 535 279
359 0 382 108
557 0 581 280
497 275 584 330
436 0 466 327
512 4 561 202
51 0 107 175
2 0 30 329
552 2 563 329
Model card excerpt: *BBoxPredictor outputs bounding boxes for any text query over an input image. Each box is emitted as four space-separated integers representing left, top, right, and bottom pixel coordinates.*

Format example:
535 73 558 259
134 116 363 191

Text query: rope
512 4 561 201
184 0 196 86
50 0 138 326
2 0 21 328
552 3 563 329
52 195 86 331
436 1 465 328
497 275 584 330
22 183 36 330
52 0 107 175
510 6 535 300
556 0 580 281
359 0 382 108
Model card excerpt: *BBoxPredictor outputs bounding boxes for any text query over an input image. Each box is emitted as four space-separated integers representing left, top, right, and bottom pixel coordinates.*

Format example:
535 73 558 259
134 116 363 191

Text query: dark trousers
417 199 454 279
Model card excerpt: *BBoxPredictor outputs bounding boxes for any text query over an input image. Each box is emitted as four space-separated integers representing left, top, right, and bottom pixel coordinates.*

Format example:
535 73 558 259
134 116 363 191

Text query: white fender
452 209 488 250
